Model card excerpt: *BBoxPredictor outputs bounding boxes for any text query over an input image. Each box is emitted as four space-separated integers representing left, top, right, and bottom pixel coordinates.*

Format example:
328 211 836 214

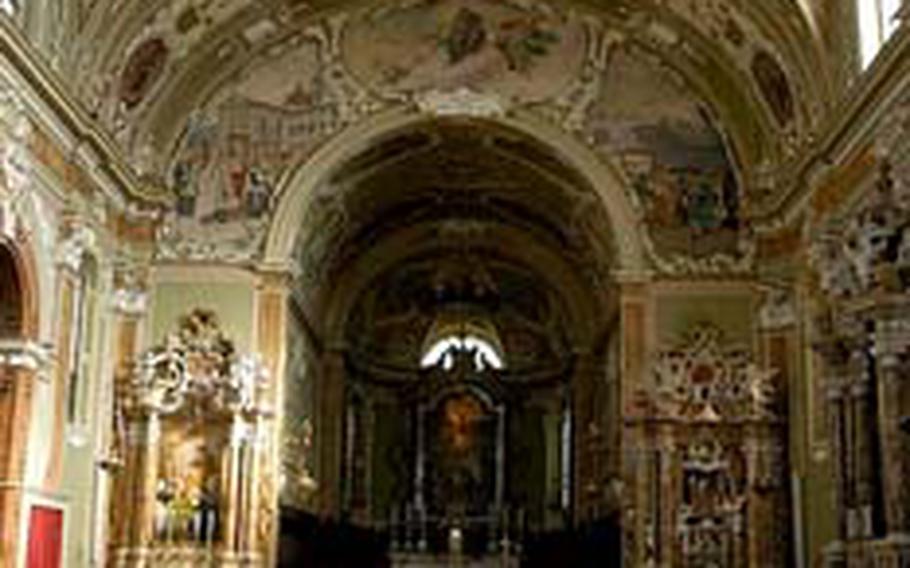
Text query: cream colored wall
148 266 259 352
654 283 758 348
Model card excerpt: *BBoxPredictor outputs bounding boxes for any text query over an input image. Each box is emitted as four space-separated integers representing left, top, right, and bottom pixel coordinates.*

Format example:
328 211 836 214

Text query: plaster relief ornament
415 87 506 118
131 309 269 417
342 0 586 109
677 439 748 566
56 224 96 273
645 325 778 421
0 86 33 237
759 289 797 330
811 162 910 299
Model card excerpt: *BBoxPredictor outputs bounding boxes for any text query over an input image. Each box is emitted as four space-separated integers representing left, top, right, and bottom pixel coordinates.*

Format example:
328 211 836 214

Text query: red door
26 506 63 568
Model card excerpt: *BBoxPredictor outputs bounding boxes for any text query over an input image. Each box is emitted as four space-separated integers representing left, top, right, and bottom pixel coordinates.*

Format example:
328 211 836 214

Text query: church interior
1 0 910 566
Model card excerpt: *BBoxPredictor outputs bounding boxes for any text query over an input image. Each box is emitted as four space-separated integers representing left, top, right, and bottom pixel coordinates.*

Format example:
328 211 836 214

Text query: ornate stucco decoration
130 309 269 417
415 88 506 118
111 271 149 316
759 289 797 330
809 162 910 300
0 340 50 391
56 224 97 273
645 326 778 422
0 84 33 238
627 324 786 567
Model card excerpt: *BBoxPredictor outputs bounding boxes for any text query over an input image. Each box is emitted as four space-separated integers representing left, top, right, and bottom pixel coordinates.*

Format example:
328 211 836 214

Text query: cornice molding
759 25 910 228
0 15 164 209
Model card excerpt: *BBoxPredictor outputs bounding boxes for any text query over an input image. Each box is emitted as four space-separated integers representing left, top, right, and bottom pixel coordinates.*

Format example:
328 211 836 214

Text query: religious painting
161 37 337 260
585 49 744 263
426 393 497 520
155 421 224 545
342 0 586 104
751 50 795 127
119 37 168 109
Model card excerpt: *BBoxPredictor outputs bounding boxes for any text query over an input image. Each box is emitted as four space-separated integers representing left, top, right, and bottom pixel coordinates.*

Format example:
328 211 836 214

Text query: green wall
150 282 255 350
656 291 755 347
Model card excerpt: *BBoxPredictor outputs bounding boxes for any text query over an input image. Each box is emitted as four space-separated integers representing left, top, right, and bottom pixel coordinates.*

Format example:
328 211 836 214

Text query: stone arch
263 106 647 276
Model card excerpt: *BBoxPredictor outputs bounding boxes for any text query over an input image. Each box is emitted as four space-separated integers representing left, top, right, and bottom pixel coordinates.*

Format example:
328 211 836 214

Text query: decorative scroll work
677 440 748 566
648 326 778 421
0 85 34 238
114 310 271 566
809 162 910 299
131 309 268 416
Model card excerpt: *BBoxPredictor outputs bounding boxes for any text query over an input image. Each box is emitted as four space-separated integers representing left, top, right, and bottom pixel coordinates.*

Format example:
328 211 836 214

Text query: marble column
318 348 346 518
221 415 247 558
617 274 651 567
873 316 910 538
0 342 45 567
255 267 290 567
115 412 161 568
101 279 146 565
814 337 851 545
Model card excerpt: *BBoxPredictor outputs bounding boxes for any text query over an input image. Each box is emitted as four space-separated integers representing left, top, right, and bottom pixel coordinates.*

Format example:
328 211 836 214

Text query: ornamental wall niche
110 309 273 567
625 325 788 568
142 0 777 278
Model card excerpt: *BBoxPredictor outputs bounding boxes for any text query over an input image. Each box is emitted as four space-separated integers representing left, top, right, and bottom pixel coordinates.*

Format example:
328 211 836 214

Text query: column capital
255 260 298 288
0 338 51 371
874 317 910 370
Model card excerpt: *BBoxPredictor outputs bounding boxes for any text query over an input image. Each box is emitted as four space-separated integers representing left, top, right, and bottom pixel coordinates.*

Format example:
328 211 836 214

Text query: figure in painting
246 168 272 219
496 15 561 73
685 175 724 231
173 161 196 217
348 0 578 102
446 8 487 65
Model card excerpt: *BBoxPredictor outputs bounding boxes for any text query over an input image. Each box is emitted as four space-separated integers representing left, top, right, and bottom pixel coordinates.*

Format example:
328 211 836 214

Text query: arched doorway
0 238 46 566
0 242 25 337
274 117 632 566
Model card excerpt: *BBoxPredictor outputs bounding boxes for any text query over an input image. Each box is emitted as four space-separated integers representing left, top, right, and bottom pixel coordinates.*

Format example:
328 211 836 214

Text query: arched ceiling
292 119 615 346
49 0 829 212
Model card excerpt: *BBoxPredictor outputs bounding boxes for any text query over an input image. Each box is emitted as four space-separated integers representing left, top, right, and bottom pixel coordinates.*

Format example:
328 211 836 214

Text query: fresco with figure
585 48 745 264
342 0 586 104
159 36 338 260
155 1 749 271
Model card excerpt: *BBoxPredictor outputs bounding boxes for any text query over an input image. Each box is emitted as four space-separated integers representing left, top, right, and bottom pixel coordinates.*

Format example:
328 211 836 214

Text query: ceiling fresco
46 0 828 274
341 0 586 104
346 256 573 372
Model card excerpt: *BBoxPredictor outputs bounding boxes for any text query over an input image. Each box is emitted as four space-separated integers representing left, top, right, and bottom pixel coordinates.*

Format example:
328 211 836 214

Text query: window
0 0 17 16
420 334 504 371
859 0 904 68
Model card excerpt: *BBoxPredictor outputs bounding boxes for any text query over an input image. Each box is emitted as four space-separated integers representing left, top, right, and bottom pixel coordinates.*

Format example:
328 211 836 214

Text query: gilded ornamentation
56 224 96 273
810 162 910 299
131 309 269 416
649 326 778 421
0 85 33 238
